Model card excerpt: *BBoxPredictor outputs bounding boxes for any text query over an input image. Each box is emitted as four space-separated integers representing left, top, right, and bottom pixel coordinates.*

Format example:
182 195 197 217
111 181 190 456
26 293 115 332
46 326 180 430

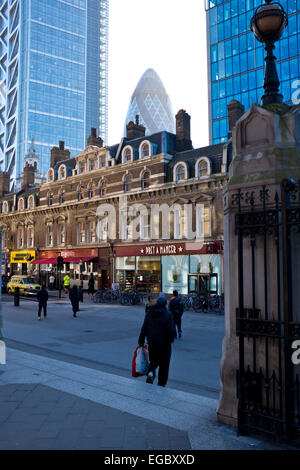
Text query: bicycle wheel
192 297 201 312
103 290 113 303
121 294 130 305
93 291 103 303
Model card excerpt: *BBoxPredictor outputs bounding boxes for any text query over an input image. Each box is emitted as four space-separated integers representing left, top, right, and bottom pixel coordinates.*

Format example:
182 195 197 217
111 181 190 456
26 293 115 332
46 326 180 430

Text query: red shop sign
113 241 223 257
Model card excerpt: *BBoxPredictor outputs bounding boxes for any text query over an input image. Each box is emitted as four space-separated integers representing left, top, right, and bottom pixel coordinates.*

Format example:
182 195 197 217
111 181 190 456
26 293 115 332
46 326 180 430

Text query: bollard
14 287 20 306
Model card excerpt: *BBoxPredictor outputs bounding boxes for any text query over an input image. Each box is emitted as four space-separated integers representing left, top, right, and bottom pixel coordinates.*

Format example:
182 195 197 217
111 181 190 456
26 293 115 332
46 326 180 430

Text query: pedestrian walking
145 295 155 315
63 273 70 293
88 273 95 296
69 285 79 317
49 273 55 290
138 296 175 387
37 285 48 320
168 290 184 339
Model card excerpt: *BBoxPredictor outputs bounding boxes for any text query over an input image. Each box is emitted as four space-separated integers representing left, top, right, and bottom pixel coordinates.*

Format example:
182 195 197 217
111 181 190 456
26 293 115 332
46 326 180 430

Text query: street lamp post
251 0 288 106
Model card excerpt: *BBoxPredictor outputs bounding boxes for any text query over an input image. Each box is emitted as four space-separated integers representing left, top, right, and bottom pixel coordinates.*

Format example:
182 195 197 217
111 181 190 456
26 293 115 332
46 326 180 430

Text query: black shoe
179 332 182 338
146 372 154 384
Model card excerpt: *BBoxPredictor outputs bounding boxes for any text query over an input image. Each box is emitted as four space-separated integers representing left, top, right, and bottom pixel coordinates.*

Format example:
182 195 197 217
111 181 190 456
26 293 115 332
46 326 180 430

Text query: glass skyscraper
0 0 108 186
206 0 300 144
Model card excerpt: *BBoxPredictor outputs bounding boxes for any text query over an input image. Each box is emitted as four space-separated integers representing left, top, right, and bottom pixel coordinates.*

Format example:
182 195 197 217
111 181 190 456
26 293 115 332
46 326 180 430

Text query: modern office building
205 0 300 144
0 0 108 188
124 68 175 137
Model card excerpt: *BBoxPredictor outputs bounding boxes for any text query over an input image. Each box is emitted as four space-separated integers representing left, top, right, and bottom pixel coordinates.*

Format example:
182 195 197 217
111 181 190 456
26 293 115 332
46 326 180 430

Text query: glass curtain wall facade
206 0 300 144
0 0 108 186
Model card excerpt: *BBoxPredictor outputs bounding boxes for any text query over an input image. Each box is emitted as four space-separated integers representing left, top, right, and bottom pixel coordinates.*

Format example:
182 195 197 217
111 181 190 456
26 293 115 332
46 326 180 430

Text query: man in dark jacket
138 296 175 387
37 285 48 320
69 285 80 317
168 290 184 339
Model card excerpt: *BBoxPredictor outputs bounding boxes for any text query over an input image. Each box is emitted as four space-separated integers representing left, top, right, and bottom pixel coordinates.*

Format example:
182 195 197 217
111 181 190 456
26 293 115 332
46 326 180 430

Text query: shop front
32 248 99 289
113 241 223 295
10 250 36 275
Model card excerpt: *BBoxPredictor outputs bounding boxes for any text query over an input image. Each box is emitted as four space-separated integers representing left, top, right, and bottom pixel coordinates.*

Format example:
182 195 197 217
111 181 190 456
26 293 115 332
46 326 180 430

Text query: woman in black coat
69 285 79 317
88 274 95 296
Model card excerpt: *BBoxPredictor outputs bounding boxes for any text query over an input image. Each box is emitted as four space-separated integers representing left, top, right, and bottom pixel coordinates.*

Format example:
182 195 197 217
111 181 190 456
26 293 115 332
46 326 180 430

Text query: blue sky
108 0 208 148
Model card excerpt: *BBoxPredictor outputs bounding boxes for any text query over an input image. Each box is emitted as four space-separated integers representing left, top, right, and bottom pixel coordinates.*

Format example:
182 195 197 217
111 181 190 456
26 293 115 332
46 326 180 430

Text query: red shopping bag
132 345 149 377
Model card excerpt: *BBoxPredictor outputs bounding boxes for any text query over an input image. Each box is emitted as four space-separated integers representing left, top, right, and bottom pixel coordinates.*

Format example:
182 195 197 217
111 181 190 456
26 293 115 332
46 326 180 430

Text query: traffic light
57 255 64 270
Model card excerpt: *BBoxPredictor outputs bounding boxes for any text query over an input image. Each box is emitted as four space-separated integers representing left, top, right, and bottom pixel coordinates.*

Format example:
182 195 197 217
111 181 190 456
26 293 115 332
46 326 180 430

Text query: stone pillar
217 102 300 427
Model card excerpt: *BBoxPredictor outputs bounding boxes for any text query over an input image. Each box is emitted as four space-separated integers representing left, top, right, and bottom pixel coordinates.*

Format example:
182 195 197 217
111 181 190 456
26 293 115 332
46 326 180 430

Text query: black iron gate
234 178 300 441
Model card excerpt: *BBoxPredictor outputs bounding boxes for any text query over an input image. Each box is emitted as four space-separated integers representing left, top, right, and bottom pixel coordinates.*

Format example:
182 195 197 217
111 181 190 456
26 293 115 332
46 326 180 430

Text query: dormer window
79 161 86 174
47 168 54 183
58 165 66 180
140 141 151 159
174 163 187 183
2 201 8 214
122 146 133 164
196 157 211 179
28 195 35 210
18 198 24 211
89 159 96 171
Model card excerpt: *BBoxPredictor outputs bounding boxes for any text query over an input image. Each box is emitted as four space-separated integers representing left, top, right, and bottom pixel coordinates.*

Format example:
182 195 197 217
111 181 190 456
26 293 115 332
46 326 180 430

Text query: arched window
140 141 151 159
196 157 210 179
27 226 34 248
77 186 85 201
58 165 66 179
47 168 54 183
122 146 133 164
123 174 131 193
174 163 187 183
99 179 106 197
2 201 8 214
17 226 24 248
88 183 95 199
28 195 35 210
18 198 24 211
47 193 53 206
141 170 150 190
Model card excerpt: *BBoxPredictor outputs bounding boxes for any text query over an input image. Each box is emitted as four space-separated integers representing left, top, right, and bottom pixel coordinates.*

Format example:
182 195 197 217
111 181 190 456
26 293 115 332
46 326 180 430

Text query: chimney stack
227 100 245 139
0 172 10 197
126 115 146 140
175 109 193 152
87 128 103 148
50 141 70 168
23 163 35 189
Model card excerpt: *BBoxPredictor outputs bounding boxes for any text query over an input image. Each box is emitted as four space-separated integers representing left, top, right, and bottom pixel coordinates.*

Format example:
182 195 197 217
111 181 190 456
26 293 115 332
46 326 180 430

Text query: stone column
217 102 300 427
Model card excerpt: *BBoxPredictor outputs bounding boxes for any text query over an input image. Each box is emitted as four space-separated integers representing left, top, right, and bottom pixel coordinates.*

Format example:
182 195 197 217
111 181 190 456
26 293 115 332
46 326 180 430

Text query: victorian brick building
0 108 236 295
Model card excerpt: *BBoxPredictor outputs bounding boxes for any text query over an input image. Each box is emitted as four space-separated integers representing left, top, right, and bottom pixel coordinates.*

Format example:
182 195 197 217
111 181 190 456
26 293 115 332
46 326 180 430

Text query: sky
108 0 209 148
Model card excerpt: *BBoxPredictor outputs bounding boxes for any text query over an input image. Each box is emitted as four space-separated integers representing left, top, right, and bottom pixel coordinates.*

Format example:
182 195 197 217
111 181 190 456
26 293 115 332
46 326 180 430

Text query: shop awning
31 256 96 265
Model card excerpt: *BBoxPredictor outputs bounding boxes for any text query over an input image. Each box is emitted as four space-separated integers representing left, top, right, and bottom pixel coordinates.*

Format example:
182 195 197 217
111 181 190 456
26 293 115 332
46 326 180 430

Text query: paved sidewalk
0 347 285 450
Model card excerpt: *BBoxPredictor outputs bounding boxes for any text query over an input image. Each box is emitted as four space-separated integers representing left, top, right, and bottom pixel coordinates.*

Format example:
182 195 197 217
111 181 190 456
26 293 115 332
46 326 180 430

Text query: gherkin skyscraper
124 68 175 137
0 0 108 188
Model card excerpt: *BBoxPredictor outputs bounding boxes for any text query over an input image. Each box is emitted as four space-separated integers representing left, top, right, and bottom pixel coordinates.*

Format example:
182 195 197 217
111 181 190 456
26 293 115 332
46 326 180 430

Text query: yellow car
7 275 41 296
